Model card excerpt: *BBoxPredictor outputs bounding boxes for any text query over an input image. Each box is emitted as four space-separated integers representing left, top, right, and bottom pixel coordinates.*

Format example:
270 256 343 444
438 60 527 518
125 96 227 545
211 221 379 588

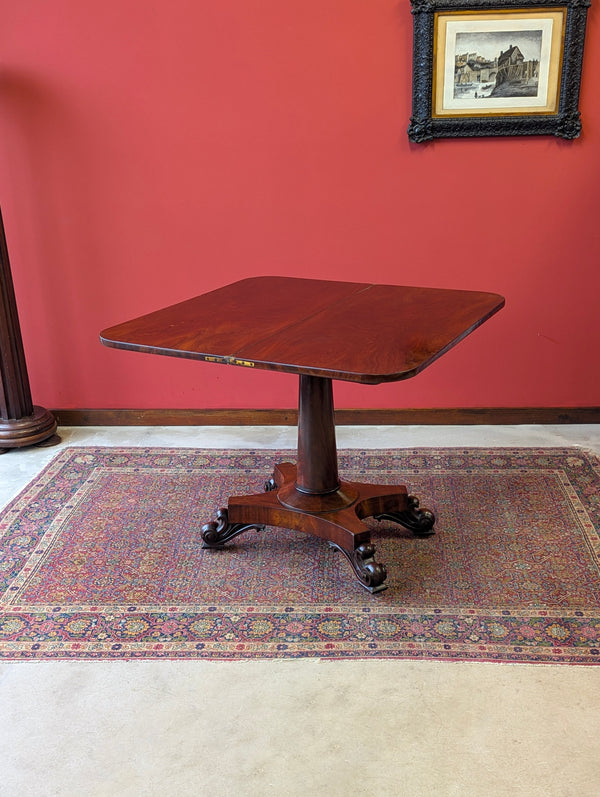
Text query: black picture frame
408 0 590 142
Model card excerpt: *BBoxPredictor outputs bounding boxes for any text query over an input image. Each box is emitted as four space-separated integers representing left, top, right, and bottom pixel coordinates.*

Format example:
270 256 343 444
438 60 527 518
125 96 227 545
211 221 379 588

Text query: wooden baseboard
51 407 600 426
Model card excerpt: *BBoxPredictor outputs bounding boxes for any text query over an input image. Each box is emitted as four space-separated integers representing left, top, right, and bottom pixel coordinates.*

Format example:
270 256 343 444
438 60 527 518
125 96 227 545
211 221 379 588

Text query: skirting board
52 407 600 426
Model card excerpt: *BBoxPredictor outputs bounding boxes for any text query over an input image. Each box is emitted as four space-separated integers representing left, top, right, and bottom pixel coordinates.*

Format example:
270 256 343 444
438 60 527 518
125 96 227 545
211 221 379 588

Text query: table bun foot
328 541 388 593
201 507 265 548
374 495 435 537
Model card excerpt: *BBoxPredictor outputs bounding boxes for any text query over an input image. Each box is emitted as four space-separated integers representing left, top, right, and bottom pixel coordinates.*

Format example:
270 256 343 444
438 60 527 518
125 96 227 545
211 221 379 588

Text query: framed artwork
408 0 590 142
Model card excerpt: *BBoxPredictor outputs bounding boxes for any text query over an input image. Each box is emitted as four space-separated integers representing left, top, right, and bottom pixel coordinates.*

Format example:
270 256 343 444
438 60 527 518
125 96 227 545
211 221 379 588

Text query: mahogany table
100 276 504 593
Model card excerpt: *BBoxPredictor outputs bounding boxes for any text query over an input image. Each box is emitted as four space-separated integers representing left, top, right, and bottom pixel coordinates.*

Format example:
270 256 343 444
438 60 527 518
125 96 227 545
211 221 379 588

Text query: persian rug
1 447 599 664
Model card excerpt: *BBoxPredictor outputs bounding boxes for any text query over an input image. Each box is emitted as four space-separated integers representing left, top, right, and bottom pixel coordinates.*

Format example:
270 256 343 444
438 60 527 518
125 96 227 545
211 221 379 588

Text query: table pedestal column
0 208 57 450
297 374 339 493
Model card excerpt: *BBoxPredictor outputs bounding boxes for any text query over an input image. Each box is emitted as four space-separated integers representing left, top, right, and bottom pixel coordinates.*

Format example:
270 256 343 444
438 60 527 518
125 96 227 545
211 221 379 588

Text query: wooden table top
100 276 504 384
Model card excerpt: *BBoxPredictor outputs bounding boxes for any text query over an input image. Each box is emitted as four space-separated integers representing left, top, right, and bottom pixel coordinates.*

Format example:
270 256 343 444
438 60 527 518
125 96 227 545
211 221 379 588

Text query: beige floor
1 425 600 796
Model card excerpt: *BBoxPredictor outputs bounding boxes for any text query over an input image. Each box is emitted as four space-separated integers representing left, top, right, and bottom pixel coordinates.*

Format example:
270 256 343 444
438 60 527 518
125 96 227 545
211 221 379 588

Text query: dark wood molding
52 407 600 427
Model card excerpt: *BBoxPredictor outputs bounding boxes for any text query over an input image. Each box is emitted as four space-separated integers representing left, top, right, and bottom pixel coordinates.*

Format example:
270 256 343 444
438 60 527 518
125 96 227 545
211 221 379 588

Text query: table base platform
201 462 435 593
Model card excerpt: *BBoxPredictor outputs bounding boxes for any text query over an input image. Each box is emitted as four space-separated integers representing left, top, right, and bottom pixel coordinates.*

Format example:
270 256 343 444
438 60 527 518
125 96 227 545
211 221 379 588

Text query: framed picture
408 0 590 142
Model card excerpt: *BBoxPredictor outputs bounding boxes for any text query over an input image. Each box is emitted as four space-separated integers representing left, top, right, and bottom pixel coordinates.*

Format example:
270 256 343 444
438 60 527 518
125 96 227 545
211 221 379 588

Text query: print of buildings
455 45 539 97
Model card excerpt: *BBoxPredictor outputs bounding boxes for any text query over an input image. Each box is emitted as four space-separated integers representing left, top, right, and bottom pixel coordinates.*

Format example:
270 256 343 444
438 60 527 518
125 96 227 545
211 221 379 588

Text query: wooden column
0 205 57 449
296 375 340 494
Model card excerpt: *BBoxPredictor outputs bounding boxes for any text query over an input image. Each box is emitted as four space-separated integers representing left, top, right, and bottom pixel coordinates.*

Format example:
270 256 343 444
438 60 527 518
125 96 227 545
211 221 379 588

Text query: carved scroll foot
202 507 265 549
329 542 388 593
374 495 435 537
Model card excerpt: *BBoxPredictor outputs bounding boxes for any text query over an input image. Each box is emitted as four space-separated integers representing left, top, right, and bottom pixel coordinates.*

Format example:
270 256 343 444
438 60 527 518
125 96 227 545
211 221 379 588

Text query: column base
0 406 58 450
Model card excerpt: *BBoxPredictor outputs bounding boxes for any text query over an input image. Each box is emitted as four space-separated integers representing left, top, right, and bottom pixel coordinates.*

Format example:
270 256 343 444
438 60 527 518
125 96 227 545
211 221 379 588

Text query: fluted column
0 205 57 449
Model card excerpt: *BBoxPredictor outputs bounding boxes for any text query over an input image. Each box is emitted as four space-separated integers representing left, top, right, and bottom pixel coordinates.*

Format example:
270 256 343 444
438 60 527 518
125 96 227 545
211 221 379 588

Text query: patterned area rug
1 447 599 663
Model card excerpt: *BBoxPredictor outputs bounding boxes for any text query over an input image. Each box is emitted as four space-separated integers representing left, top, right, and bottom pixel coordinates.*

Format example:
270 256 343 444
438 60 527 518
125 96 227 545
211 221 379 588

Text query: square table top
100 276 504 384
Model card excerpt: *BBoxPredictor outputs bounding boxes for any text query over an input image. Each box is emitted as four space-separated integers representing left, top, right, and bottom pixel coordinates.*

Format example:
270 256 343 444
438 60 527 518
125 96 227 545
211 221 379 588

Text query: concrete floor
1 425 600 796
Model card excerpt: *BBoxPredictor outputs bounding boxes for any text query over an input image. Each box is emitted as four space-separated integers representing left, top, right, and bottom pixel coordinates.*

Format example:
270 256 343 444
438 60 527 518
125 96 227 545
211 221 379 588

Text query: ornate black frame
408 0 590 142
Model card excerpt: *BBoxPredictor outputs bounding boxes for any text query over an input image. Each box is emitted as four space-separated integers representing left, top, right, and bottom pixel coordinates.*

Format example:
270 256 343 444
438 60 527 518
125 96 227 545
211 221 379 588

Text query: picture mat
434 10 565 117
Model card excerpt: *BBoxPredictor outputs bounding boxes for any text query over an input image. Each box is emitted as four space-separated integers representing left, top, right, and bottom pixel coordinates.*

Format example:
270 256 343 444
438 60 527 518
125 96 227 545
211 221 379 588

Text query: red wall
1 0 599 411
